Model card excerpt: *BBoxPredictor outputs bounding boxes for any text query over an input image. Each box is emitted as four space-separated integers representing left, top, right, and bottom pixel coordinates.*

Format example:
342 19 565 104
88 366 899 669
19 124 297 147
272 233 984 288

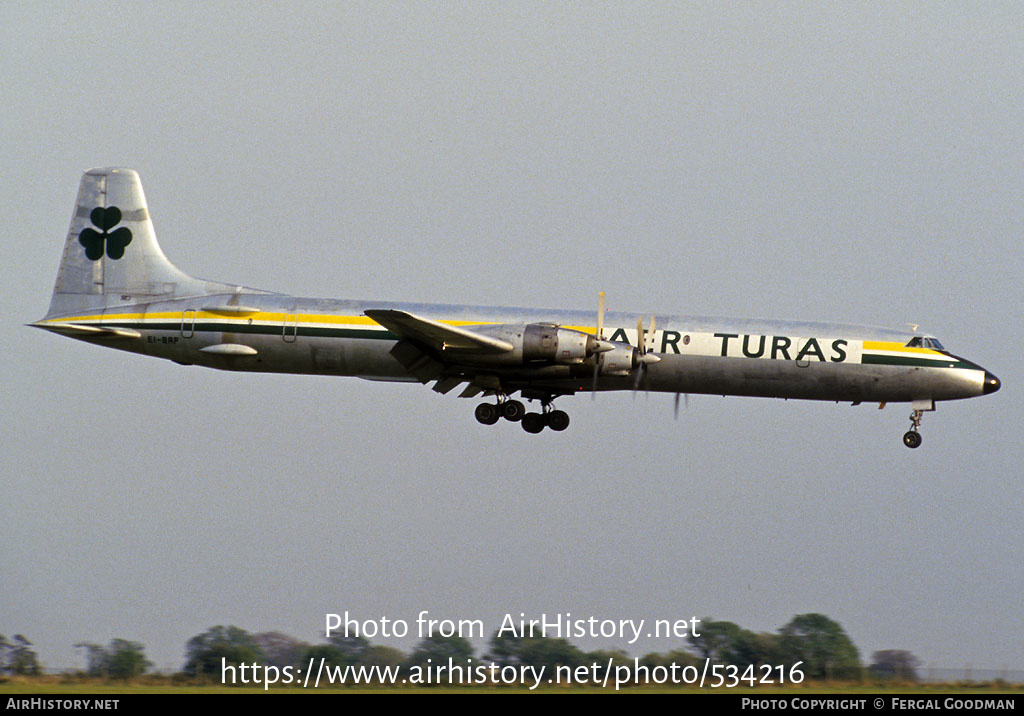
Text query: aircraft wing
364 309 513 354
364 310 578 400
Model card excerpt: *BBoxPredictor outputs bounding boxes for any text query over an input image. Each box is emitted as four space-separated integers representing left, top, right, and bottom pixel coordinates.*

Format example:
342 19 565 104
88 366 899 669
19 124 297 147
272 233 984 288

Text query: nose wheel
902 408 924 449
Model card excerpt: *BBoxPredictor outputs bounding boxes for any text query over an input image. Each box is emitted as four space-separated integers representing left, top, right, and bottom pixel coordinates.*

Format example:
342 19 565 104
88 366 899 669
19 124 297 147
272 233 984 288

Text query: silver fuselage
46 292 993 405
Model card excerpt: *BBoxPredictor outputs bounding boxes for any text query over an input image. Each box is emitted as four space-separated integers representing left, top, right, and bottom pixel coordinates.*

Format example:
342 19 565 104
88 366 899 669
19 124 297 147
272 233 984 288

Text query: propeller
592 293 660 399
673 391 690 419
591 291 605 399
633 314 660 394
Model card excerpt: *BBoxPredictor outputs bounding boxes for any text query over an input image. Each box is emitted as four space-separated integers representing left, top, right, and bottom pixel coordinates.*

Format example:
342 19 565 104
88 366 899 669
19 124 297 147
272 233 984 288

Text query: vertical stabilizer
46 168 236 317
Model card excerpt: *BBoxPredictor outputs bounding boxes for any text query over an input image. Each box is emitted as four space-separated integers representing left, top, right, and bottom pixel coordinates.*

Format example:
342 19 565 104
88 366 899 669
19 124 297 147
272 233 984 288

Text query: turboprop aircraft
31 168 1000 447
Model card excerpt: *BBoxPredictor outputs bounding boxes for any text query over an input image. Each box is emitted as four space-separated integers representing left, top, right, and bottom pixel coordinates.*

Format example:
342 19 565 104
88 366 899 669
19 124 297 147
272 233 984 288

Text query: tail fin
46 167 236 317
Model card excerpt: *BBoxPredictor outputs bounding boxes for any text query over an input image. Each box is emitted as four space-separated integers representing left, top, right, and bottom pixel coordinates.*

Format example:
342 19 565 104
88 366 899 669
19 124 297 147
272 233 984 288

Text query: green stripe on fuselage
862 354 974 370
104 321 397 341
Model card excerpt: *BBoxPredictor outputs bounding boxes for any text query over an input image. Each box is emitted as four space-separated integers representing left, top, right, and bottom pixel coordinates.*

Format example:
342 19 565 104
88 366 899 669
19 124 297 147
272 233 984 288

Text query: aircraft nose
983 371 1001 395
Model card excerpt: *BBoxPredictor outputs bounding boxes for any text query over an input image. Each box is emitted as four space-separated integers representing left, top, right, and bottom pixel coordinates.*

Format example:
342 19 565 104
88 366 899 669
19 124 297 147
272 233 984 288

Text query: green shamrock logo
79 206 132 260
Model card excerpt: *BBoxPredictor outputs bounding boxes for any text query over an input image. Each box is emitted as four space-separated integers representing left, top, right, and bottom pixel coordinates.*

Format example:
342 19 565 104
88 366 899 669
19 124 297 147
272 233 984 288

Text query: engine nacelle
467 323 600 366
599 340 661 375
522 324 592 364
598 344 636 376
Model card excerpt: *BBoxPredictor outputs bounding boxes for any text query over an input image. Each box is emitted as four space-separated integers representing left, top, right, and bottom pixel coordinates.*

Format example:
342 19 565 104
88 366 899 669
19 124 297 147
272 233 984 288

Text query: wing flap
432 377 464 394
458 384 484 398
387 340 445 383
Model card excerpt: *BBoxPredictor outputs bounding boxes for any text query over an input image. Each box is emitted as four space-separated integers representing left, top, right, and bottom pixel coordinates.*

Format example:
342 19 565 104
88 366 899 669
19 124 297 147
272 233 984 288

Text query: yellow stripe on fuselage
862 341 945 357
41 310 565 331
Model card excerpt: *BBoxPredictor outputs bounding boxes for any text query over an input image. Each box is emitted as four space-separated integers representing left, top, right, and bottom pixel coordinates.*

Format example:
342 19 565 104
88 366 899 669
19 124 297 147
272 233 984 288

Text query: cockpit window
906 336 944 350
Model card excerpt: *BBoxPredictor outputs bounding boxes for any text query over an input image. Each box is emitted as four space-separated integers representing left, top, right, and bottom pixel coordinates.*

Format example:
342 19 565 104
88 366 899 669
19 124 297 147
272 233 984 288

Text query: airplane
31 168 1000 447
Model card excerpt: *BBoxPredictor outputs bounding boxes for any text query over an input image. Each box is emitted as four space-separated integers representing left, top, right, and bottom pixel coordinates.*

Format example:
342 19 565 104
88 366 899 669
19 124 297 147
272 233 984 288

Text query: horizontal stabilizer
365 309 512 354
28 321 141 339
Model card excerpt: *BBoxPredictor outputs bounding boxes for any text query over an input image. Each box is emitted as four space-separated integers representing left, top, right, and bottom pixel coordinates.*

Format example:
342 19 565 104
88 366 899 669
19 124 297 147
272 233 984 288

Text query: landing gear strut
903 409 924 449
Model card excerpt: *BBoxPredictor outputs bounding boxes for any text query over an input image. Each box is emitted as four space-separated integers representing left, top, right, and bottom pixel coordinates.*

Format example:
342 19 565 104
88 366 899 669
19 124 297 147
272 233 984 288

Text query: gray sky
2 2 1021 674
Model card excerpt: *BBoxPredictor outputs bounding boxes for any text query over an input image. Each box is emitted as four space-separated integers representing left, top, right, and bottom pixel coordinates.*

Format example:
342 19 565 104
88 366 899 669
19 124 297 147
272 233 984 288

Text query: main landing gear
474 396 569 434
474 399 526 425
902 408 924 449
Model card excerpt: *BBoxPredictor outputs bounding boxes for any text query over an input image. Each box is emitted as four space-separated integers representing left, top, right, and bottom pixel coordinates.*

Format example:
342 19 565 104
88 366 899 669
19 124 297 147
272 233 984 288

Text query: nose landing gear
900 400 935 449
902 407 926 449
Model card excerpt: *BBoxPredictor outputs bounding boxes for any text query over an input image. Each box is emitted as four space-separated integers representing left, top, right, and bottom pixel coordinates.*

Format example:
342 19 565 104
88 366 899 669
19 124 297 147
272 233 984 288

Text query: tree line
1 613 923 683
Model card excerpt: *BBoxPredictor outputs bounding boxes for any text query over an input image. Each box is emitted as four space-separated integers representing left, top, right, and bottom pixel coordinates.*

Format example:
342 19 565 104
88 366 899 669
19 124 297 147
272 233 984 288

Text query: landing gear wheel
546 410 570 432
475 403 500 426
521 413 546 434
903 431 922 449
501 400 526 422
